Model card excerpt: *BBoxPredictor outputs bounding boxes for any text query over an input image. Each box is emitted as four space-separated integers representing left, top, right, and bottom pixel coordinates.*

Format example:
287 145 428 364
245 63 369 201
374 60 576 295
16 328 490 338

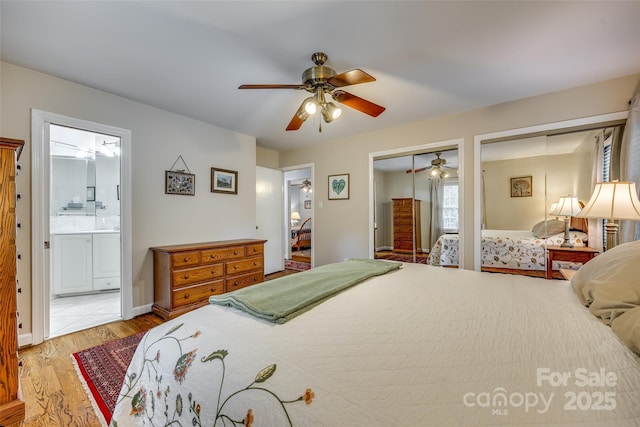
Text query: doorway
31 110 133 344
48 125 122 337
284 167 313 271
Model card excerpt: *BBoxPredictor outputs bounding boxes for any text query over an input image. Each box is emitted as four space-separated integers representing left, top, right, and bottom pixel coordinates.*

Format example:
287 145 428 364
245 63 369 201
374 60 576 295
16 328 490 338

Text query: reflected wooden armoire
392 198 421 253
0 137 25 427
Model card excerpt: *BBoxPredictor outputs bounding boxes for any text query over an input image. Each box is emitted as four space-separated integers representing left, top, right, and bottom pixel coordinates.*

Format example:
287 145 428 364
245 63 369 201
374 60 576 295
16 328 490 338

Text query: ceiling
1 1 638 152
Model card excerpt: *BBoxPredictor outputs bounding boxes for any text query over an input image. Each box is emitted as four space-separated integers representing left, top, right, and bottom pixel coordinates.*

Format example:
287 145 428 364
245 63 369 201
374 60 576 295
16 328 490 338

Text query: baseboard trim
18 333 33 348
132 303 153 317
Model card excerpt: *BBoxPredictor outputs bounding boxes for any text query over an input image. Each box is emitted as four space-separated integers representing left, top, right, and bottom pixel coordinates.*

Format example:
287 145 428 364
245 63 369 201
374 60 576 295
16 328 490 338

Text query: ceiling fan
294 179 312 192
239 52 385 132
406 153 452 179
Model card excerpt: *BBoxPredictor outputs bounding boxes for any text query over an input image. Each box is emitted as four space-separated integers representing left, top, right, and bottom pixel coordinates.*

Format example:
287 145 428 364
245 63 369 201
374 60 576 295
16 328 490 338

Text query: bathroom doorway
48 125 122 337
31 110 133 344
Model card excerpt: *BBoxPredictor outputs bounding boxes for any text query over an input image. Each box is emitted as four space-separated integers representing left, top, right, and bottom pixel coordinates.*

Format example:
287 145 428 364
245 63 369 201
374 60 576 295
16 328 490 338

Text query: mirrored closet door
373 148 459 265
478 124 624 279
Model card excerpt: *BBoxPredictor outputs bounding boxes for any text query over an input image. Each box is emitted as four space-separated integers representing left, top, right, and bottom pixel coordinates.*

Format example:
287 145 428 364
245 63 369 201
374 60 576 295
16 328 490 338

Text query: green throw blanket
209 258 402 323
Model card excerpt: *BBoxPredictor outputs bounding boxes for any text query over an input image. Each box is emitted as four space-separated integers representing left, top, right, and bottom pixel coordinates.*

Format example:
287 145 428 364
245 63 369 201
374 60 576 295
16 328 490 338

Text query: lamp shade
575 181 640 220
550 196 581 217
291 211 301 221
549 202 558 215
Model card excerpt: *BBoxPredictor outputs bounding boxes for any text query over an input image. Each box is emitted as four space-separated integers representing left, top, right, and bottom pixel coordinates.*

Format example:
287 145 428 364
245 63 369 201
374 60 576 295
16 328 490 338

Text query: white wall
0 62 257 335
279 74 639 268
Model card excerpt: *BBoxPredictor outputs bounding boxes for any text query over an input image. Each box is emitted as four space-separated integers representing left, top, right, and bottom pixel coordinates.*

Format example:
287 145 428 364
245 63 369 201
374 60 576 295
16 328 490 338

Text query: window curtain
620 91 640 243
429 178 444 248
588 132 605 252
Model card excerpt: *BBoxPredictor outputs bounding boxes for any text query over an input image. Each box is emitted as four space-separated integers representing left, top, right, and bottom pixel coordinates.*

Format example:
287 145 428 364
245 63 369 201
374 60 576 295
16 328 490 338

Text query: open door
256 166 284 274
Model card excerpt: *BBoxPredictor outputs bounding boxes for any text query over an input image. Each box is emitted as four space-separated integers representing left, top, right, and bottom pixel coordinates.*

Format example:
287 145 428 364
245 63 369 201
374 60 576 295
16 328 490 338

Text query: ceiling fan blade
332 90 385 117
286 112 304 131
327 69 375 87
406 167 429 174
238 84 305 90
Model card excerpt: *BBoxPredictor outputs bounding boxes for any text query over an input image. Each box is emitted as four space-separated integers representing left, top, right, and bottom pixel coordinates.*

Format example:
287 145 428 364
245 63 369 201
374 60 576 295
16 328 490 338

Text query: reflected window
443 180 459 231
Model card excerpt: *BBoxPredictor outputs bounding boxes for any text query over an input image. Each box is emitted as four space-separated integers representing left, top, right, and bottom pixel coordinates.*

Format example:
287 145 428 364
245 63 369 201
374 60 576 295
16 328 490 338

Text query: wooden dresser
150 239 267 320
392 198 422 253
0 137 25 427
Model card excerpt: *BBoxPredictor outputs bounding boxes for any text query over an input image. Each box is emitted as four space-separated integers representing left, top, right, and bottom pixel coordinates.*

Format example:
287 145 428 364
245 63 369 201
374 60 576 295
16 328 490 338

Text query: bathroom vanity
51 230 120 295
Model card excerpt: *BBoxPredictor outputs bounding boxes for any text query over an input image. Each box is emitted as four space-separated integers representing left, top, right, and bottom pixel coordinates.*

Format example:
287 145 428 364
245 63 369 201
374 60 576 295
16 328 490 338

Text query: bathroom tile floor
49 291 121 338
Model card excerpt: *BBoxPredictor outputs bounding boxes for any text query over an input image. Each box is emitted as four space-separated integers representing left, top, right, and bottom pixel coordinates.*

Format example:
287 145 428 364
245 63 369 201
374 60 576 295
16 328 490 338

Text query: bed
291 217 311 251
111 248 640 426
428 219 589 277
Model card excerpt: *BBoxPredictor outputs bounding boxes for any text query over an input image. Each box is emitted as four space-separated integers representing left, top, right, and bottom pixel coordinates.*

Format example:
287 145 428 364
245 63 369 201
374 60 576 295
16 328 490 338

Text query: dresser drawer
226 271 263 292
173 279 224 308
201 246 245 263
394 226 414 236
246 244 264 256
172 263 224 287
227 256 263 275
171 250 201 268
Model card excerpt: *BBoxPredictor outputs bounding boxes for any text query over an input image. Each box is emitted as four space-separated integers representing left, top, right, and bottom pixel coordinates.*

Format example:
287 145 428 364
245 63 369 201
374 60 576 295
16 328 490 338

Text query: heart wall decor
328 174 350 200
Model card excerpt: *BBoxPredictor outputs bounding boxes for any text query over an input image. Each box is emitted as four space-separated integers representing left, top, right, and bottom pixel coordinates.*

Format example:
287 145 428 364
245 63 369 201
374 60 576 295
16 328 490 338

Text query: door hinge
44 241 50 249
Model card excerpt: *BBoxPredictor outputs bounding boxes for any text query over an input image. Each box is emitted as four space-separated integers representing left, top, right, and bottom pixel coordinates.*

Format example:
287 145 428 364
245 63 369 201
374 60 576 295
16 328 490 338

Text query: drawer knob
233 250 238 255
233 281 239 286
210 288 216 292
182 275 190 280
253 262 257 266
253 277 258 282
184 293 189 299
233 265 238 270
184 257 190 262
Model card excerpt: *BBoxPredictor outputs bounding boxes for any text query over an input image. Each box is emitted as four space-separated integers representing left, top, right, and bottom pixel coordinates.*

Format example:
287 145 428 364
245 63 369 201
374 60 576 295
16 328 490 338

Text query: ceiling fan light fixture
429 166 440 177
303 97 318 115
321 102 342 123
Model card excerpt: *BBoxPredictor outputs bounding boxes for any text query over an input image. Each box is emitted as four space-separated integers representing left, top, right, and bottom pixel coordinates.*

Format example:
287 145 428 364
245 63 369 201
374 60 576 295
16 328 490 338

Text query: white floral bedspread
428 229 588 270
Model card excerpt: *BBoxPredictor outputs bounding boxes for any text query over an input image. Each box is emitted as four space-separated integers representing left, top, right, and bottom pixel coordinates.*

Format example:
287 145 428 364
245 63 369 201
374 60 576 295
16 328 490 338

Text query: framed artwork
86 186 95 202
510 175 532 197
304 200 311 209
165 170 195 196
328 173 350 200
211 167 238 194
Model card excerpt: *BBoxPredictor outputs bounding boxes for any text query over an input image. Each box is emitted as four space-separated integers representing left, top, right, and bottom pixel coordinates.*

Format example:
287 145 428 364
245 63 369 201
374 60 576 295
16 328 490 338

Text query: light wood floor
18 313 163 426
17 270 298 426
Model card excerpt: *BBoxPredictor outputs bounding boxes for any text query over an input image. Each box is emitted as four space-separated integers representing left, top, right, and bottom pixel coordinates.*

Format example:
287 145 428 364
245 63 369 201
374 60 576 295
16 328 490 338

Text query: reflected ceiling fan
239 52 385 131
406 153 452 179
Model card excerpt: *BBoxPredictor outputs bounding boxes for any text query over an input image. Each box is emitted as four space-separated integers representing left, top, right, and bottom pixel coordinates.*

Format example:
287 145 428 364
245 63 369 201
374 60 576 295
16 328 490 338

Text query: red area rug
71 331 145 426
285 259 311 271
375 252 430 264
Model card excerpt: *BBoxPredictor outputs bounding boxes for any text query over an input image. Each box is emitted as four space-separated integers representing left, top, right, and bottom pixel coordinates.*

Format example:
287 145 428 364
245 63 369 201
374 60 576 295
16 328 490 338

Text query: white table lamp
549 196 581 247
574 181 640 250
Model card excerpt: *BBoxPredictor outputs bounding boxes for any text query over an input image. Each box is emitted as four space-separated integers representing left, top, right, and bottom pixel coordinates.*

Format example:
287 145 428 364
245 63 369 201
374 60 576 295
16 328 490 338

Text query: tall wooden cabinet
0 137 25 427
392 198 422 253
150 239 267 320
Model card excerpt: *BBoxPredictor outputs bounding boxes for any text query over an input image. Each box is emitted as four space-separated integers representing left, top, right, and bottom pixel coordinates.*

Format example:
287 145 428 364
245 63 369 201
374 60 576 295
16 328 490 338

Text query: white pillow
531 220 565 238
571 240 640 325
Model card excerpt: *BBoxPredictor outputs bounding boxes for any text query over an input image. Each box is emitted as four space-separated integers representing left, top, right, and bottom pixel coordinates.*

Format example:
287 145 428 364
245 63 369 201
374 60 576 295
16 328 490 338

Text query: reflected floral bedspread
428 229 588 270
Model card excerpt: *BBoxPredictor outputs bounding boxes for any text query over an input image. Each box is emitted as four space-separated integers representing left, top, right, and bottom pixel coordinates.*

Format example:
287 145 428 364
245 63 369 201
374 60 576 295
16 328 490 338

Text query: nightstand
546 246 598 280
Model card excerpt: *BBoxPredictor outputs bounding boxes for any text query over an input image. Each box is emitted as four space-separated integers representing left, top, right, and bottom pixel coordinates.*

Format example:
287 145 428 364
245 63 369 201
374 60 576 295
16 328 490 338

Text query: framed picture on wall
211 167 238 194
510 175 532 197
328 173 350 200
165 171 195 196
86 186 95 202
304 200 311 209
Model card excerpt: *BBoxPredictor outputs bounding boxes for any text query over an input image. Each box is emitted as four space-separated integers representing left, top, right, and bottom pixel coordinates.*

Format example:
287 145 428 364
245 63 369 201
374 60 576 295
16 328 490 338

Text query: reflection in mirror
373 148 459 265
50 125 121 233
476 125 623 279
